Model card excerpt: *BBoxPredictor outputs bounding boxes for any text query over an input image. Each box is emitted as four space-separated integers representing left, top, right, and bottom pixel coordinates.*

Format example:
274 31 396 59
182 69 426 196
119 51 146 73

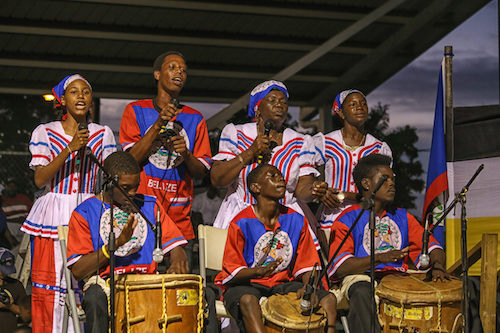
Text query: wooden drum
115 274 204 333
261 292 326 333
376 274 464 333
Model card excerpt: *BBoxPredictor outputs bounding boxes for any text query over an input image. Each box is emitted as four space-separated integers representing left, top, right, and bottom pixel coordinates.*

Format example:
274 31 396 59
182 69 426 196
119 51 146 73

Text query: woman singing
21 74 116 333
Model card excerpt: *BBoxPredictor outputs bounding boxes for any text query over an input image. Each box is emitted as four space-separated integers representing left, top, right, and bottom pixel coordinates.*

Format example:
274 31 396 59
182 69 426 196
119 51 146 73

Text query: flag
422 59 449 247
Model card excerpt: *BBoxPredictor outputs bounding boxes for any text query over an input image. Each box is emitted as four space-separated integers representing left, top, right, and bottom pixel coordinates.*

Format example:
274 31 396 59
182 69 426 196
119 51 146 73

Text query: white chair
57 226 83 333
197 224 232 318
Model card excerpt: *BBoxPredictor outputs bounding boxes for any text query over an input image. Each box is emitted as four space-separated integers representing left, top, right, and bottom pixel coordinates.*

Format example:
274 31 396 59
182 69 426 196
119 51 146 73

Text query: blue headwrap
52 74 92 106
248 80 289 118
332 89 365 115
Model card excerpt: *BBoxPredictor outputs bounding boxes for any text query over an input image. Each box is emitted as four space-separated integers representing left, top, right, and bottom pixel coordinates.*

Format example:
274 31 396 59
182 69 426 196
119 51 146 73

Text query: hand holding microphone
255 120 273 164
71 122 89 165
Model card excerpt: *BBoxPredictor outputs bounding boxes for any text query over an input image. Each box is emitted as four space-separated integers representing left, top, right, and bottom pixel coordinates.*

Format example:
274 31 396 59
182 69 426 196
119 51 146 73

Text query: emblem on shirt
149 121 190 170
99 207 147 257
252 230 292 272
362 216 402 254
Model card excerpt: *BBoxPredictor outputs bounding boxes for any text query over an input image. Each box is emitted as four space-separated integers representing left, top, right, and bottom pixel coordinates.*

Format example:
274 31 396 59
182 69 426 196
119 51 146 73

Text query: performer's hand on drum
115 214 138 249
166 246 189 274
431 263 450 282
376 246 408 264
258 257 283 278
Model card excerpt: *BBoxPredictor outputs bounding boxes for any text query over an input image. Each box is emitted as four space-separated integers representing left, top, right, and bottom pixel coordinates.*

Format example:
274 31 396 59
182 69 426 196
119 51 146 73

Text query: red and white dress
212 122 319 230
314 130 392 230
22 121 116 333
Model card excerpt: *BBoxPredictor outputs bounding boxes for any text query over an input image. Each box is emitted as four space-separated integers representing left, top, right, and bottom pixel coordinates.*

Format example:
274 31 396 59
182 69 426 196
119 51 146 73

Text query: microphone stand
425 163 484 333
107 178 116 333
85 149 158 333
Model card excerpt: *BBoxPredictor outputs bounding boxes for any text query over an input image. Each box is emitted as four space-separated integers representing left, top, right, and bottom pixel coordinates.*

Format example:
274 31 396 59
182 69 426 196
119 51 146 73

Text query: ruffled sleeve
28 124 52 169
213 123 240 161
102 125 118 160
298 134 320 178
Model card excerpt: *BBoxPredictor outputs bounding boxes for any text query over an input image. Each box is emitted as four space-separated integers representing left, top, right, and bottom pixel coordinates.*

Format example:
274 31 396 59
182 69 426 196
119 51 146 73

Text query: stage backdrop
445 105 500 275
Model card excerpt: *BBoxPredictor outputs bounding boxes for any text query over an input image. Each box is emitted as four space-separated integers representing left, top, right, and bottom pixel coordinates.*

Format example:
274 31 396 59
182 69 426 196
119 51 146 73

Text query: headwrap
248 80 289 118
52 74 92 107
332 89 365 115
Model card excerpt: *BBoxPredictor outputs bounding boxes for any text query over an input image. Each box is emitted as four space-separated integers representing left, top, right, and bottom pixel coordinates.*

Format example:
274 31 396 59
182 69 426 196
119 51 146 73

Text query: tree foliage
364 103 425 210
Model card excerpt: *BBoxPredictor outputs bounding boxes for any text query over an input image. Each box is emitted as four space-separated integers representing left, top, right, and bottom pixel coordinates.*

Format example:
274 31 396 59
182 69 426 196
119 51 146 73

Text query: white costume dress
314 129 392 229
212 122 319 229
21 121 116 333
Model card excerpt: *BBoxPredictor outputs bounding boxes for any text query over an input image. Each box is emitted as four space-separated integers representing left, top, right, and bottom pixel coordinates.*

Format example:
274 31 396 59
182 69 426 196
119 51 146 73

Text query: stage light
43 94 55 101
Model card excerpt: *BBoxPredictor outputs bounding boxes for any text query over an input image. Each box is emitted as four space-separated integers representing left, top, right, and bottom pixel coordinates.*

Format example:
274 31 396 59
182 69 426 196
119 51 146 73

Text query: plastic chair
197 224 231 318
57 225 83 333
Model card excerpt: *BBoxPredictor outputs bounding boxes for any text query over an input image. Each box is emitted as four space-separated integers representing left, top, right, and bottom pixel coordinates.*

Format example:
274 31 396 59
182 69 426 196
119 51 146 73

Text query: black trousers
347 281 381 333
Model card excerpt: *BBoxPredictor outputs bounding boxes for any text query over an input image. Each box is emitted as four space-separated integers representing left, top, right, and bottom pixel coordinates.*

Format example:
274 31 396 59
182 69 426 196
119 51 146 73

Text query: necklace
341 128 365 152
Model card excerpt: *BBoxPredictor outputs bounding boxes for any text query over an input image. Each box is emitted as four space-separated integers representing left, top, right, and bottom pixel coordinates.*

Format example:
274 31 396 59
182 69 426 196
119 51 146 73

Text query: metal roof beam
207 0 406 129
0 58 337 83
0 23 371 55
71 0 409 24
310 0 454 106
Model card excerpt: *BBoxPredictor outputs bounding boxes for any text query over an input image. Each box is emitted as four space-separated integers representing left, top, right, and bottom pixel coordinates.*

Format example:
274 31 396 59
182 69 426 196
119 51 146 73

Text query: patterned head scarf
248 80 289 118
52 74 92 107
332 89 365 115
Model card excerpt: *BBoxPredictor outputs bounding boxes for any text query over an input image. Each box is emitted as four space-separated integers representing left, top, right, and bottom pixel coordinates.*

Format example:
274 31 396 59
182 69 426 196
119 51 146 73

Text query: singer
215 164 337 333
327 154 447 333
21 74 116 333
314 89 392 230
119 51 212 267
66 152 188 333
211 80 330 235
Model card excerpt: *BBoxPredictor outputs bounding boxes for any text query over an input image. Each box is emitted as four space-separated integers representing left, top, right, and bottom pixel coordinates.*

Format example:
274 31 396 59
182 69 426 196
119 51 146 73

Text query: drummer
215 164 337 333
327 154 447 333
66 151 189 333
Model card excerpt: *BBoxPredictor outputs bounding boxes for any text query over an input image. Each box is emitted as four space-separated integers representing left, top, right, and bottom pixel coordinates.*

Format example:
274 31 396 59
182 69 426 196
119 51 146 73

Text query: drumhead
261 292 326 329
376 274 462 304
115 273 202 288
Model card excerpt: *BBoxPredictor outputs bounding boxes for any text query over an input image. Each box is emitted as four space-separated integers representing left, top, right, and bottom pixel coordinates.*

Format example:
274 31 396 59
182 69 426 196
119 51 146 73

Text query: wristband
101 244 110 259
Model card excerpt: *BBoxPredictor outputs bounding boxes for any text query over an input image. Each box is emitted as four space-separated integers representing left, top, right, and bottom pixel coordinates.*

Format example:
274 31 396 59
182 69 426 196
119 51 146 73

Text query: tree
364 103 425 210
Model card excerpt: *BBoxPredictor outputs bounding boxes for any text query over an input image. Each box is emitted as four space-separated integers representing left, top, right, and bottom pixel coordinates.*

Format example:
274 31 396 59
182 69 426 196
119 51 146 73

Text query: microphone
76 122 88 166
300 263 318 312
257 120 274 164
152 206 163 263
420 215 431 268
159 99 180 138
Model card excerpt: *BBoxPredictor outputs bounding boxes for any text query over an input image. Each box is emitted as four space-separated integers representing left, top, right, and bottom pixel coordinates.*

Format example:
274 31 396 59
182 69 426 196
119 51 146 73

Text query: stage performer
21 74 116 333
215 164 337 333
314 89 392 230
327 154 447 333
66 151 188 333
119 51 212 267
210 80 329 231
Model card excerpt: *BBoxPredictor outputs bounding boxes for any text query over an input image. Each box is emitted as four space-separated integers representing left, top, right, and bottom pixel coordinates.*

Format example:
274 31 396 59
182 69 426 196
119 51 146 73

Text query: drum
260 292 326 333
115 274 204 333
376 274 463 333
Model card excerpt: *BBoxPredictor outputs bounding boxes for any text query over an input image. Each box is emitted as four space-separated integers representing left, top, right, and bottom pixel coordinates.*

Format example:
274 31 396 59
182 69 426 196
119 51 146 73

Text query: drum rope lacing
409 275 443 332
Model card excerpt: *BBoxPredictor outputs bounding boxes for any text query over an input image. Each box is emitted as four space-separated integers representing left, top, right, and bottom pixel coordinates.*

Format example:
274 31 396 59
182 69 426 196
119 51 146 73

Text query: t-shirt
327 205 442 278
67 194 187 277
215 206 320 289
119 99 212 240
0 276 29 333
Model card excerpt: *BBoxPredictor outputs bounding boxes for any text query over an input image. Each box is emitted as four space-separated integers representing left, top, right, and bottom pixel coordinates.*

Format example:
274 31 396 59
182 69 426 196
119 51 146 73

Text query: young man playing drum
66 151 189 332
327 154 448 333
215 164 337 333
